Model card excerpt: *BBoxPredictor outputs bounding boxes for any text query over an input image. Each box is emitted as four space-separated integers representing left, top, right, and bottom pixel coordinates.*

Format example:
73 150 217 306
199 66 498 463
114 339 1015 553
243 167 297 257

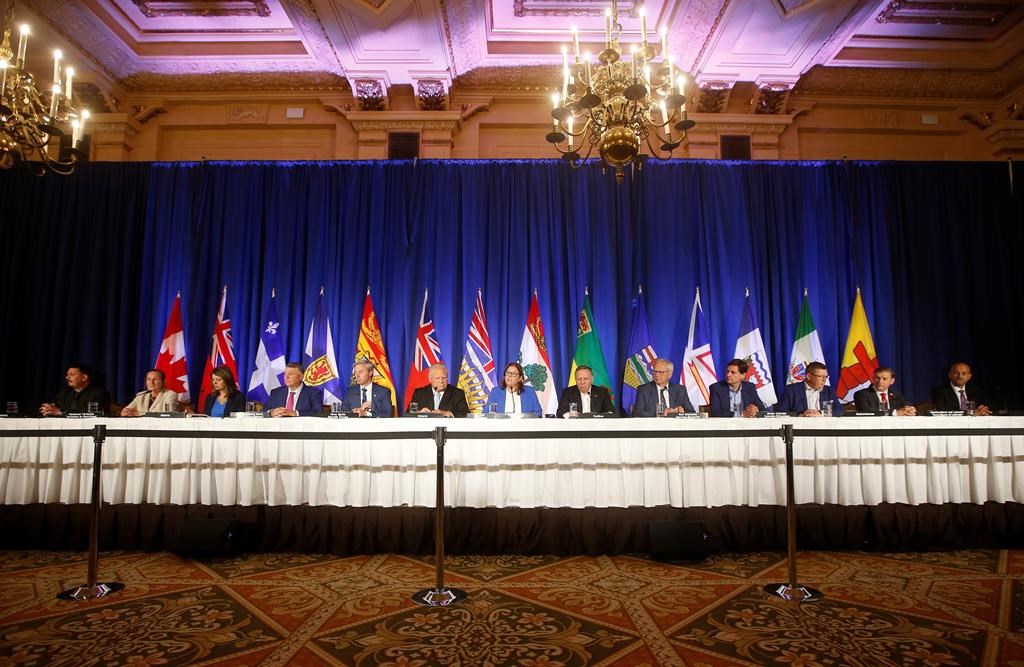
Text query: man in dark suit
340 360 393 417
709 358 766 418
776 361 839 416
853 366 916 416
408 363 469 417
930 362 992 415
632 358 695 417
39 363 111 416
264 362 324 417
556 365 615 417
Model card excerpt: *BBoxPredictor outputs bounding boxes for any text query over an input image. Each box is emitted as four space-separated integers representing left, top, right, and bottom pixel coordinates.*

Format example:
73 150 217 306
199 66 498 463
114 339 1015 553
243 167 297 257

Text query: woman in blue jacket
486 361 542 415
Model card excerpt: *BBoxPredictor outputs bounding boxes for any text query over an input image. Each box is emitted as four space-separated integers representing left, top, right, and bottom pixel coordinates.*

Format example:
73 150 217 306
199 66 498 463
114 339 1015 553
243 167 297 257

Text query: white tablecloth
1 416 1021 508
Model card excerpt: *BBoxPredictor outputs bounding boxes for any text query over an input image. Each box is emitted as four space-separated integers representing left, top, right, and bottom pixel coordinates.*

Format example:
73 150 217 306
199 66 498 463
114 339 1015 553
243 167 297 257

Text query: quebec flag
247 292 287 403
733 289 777 406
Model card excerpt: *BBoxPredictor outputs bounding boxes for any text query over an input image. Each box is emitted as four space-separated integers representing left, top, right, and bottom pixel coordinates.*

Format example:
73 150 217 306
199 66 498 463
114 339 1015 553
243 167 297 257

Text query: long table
2 416 1022 508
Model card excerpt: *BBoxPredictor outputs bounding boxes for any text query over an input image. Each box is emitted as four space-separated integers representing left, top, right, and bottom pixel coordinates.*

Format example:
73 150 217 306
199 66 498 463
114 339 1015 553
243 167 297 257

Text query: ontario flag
355 288 397 414
620 287 656 415
733 289 777 406
519 290 557 415
403 288 443 412
836 288 878 403
154 293 190 402
681 287 716 409
197 286 239 410
303 288 344 405
457 289 497 413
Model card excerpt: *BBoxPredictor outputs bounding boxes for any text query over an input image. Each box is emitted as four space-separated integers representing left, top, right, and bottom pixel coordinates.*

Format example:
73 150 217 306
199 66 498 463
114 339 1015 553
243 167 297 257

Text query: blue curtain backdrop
2 158 1021 412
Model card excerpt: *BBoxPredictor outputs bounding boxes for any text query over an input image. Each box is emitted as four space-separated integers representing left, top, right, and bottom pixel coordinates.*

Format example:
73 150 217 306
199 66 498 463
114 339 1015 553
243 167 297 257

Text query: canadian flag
155 293 191 402
197 286 239 410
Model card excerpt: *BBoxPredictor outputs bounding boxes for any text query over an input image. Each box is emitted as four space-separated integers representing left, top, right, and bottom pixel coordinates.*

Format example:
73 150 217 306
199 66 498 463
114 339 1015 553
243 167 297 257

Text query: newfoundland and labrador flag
681 287 716 409
733 289 777 406
303 290 344 405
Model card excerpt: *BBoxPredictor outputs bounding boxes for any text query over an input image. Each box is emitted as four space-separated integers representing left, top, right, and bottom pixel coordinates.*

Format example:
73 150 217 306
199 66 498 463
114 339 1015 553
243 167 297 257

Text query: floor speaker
171 518 238 557
648 521 712 561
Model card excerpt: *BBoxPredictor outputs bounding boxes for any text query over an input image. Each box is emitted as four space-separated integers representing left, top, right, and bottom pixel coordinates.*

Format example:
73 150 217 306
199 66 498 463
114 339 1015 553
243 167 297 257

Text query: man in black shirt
39 363 111 416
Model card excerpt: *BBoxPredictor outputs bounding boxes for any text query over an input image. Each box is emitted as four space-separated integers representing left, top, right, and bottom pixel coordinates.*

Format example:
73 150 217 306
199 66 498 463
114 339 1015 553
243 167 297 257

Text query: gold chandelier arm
1 0 14 62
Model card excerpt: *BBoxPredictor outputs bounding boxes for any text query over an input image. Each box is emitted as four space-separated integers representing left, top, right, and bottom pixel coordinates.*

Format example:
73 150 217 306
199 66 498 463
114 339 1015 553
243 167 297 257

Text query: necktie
880 393 889 411
959 390 968 409
660 388 667 411
362 387 368 404
286 391 295 411
434 391 442 410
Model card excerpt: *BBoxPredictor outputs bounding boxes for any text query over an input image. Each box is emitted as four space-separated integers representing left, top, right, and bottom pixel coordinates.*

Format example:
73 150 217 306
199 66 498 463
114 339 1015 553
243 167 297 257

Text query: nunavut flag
403 288 443 412
155 293 191 402
836 289 878 403
355 288 397 414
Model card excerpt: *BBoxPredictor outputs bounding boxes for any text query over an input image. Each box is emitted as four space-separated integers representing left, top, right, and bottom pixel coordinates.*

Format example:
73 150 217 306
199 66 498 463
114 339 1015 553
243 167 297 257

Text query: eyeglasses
807 373 829 380
504 371 521 377
652 369 672 375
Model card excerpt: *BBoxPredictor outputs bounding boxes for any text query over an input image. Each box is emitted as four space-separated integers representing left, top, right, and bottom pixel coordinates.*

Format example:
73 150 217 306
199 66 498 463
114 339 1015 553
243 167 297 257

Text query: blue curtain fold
2 158 1021 412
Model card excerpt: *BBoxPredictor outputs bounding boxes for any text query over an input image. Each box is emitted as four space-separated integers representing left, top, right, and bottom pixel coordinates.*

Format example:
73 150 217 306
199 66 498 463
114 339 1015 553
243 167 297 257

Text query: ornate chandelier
0 0 88 174
546 0 694 182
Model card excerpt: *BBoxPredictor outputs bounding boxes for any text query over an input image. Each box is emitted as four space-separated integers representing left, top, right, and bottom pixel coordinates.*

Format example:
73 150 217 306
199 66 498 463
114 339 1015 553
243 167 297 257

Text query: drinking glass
488 402 498 416
332 402 343 414
5 401 17 416
87 401 99 416
246 400 257 414
409 402 419 414
655 402 665 417
964 400 976 416
568 402 578 418
821 402 832 417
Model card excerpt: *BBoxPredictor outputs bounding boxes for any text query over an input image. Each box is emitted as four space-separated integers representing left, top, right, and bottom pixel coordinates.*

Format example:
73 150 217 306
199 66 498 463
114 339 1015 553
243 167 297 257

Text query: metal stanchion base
57 582 125 601
763 583 823 602
411 587 468 607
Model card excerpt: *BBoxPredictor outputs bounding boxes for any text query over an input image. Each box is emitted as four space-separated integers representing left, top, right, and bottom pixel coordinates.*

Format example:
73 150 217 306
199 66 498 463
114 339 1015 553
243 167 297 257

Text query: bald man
931 362 992 416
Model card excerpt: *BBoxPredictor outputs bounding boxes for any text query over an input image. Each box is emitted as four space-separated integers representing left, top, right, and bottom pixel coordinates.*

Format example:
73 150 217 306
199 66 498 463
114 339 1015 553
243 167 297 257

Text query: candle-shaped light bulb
584 52 592 86
661 27 668 59
53 50 62 84
71 119 80 145
0 60 8 99
663 101 672 140
571 26 580 63
604 9 612 49
678 76 685 98
643 64 650 85
639 8 648 46
49 83 60 117
562 66 569 100
660 100 668 126
80 109 90 141
17 25 30 65
630 44 637 81
567 115 574 150
667 55 674 89
65 66 74 101
561 45 568 71
551 93 560 129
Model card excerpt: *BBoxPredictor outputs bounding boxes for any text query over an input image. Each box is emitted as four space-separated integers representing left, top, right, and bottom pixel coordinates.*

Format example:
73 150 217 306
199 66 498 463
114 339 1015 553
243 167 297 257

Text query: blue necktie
362 387 368 404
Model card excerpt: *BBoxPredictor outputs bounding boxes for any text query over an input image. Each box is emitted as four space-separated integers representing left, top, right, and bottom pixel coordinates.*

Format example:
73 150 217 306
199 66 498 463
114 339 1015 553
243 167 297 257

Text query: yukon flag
403 288 443 411
247 289 287 403
733 289 777 406
569 288 613 403
786 289 827 385
354 288 398 413
681 287 717 408
836 288 878 403
154 292 191 402
621 287 657 415
198 286 239 411
303 288 344 405
519 290 557 414
457 289 497 413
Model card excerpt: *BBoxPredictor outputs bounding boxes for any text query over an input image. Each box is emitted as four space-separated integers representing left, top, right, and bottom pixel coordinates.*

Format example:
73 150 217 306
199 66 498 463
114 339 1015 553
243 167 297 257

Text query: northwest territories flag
733 289 777 406
457 289 497 413
786 290 826 385
681 287 716 409
303 289 344 405
620 287 656 415
247 290 287 403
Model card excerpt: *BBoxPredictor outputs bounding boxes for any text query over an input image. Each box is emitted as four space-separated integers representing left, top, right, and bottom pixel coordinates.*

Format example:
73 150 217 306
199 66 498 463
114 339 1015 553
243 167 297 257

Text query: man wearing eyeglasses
775 361 840 416
632 358 695 417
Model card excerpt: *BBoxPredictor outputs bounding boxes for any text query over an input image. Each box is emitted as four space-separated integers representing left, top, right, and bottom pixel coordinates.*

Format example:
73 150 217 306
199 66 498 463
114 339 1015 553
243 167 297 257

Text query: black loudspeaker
171 519 238 557
648 521 713 561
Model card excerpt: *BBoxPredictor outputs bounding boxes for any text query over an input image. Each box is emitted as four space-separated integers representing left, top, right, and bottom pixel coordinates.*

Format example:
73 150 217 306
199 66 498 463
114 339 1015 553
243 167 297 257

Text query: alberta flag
155 293 190 402
247 291 287 403
198 286 239 411
303 289 344 405
569 289 612 403
620 287 656 415
836 288 878 403
457 289 497 413
681 287 716 409
519 291 557 415
733 289 777 406
403 289 443 412
786 290 826 385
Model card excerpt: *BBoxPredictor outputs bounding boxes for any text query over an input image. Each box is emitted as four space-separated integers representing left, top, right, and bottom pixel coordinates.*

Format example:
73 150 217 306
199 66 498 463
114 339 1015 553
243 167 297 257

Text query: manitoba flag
154 293 191 402
198 286 239 410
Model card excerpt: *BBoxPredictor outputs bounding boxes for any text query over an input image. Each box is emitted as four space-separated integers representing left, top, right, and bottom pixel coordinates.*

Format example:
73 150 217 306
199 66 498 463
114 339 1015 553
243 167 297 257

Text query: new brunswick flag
836 289 878 403
355 288 397 414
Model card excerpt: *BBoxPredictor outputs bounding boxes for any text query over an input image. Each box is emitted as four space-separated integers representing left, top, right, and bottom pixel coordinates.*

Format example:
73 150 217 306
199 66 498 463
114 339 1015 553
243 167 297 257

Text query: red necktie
286 392 295 411
880 393 889 411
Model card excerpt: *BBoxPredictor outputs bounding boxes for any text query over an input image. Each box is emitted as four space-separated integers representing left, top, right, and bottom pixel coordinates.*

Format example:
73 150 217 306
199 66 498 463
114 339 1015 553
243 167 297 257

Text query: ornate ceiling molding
131 1 272 19
119 71 349 92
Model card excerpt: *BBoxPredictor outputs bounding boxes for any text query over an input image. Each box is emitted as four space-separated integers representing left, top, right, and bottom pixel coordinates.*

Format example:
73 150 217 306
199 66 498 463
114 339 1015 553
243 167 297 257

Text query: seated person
339 360 393 417
263 362 324 417
930 362 992 416
632 358 694 417
202 365 246 417
408 363 469 417
775 361 839 416
853 367 916 416
39 363 111 416
121 369 180 415
709 358 766 418
486 362 542 414
557 365 615 417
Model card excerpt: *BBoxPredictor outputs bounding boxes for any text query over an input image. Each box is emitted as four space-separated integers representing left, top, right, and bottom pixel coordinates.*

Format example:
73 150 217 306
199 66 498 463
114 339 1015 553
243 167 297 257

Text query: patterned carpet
0 548 1020 666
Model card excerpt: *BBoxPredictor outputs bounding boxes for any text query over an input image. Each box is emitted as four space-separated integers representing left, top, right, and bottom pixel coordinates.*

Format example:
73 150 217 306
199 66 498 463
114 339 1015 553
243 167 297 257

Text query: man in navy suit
930 362 992 415
340 360 393 417
557 365 615 417
775 361 839 416
709 358 766 418
264 363 324 417
632 358 695 417
853 366 916 416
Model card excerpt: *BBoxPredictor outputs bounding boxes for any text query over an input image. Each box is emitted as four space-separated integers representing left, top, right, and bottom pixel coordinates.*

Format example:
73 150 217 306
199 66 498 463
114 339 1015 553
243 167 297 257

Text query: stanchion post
763 423 822 602
58 424 125 601
411 426 467 606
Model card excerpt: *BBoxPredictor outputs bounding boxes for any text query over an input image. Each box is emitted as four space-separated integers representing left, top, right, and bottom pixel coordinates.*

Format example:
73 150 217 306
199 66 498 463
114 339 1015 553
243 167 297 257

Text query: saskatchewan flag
569 290 613 404
785 291 826 385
